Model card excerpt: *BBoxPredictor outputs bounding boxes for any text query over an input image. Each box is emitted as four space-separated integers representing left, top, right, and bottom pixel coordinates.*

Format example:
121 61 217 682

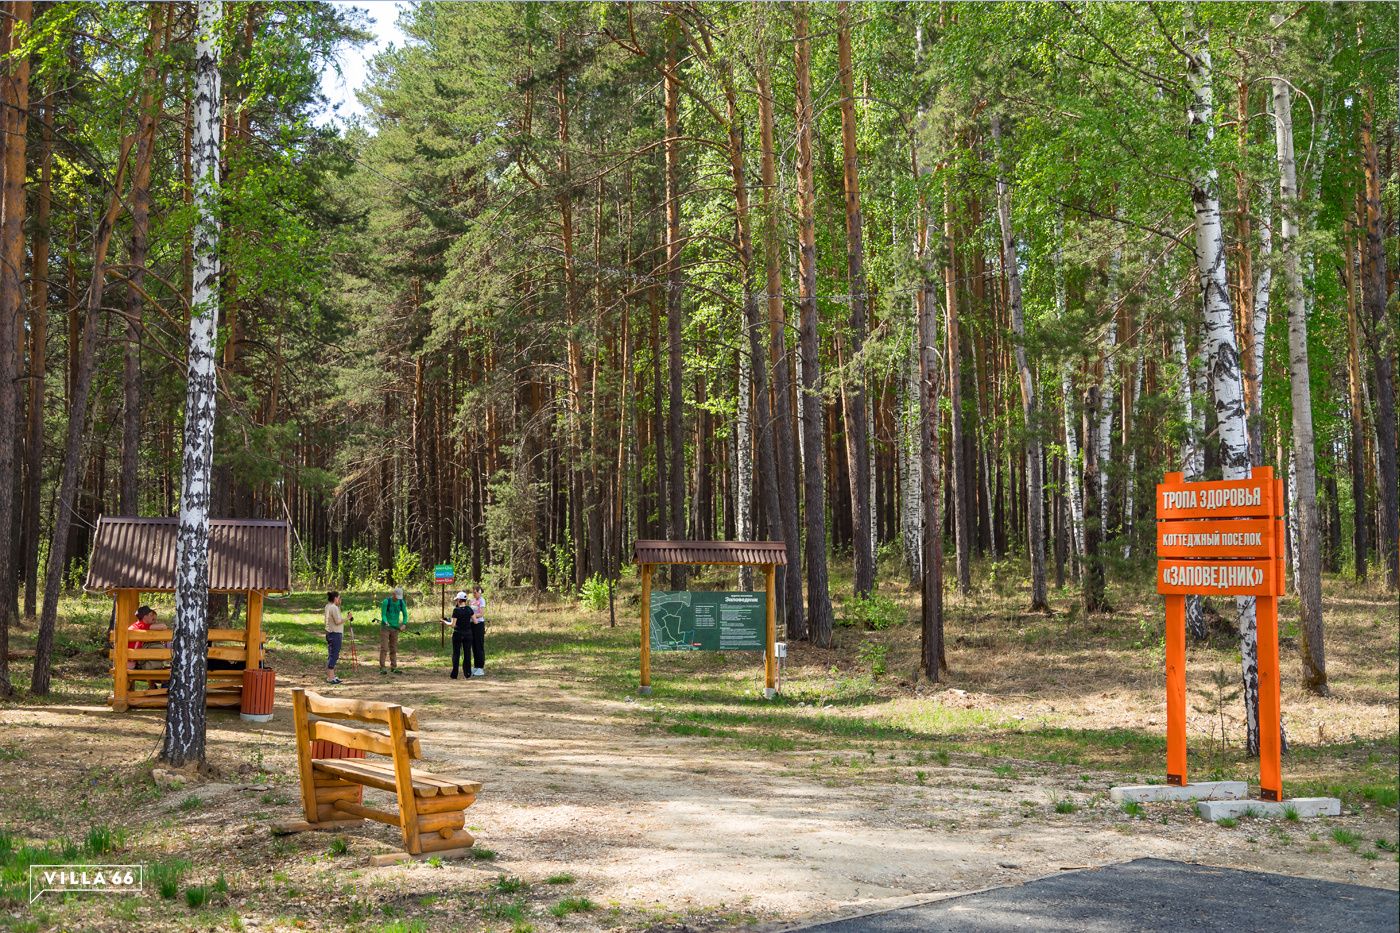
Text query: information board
648 590 766 651
434 564 455 585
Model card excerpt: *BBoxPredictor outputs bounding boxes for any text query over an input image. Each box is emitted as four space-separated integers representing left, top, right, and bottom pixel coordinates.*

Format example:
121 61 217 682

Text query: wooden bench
287 689 481 866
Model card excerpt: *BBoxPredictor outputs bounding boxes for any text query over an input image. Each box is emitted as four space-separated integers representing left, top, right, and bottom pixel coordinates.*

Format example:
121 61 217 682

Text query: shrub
844 591 905 631
580 574 610 612
856 640 888 676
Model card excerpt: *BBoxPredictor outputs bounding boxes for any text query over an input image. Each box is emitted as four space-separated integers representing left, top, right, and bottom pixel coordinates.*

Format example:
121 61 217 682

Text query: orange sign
1156 558 1279 596
1156 475 1274 520
1154 465 1284 802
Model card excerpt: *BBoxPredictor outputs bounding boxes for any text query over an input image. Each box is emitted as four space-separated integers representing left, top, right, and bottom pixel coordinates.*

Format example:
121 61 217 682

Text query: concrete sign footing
1197 797 1342 820
1110 781 1247 803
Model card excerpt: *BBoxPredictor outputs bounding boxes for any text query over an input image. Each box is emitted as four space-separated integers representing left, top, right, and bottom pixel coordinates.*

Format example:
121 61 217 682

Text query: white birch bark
1185 13 1263 755
1098 243 1120 500
1271 62 1327 692
163 0 221 768
737 340 753 591
898 321 922 580
1054 212 1084 566
1122 354 1143 560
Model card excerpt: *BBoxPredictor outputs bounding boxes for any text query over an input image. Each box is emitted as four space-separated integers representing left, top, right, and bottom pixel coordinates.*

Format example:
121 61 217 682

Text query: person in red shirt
128 605 168 689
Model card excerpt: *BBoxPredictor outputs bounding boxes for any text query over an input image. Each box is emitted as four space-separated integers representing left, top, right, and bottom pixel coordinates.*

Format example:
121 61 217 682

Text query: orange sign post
1156 465 1285 801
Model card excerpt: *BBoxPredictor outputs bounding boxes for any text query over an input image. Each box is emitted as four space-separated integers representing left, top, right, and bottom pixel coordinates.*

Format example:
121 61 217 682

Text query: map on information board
649 591 766 651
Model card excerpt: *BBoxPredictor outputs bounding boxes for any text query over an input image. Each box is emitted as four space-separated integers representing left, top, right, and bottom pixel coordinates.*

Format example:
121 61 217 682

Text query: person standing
467 584 487 677
443 591 474 679
379 586 408 674
323 591 350 685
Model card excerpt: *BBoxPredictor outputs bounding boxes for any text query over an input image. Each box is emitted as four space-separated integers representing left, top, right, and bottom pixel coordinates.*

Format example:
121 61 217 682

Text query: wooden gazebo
85 516 291 712
633 540 787 697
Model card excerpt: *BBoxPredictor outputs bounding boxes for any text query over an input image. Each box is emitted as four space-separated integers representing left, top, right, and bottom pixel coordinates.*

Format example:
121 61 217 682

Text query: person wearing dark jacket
443 592 475 679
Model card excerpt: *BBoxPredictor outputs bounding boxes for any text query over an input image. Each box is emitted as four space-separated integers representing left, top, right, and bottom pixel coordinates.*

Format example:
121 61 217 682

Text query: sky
316 1 409 127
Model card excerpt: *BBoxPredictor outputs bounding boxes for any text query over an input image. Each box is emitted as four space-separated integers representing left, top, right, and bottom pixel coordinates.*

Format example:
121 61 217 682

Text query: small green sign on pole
434 565 455 646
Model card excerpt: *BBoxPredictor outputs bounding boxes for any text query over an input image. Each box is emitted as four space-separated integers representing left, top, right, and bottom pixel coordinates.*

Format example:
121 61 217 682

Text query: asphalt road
794 858 1399 933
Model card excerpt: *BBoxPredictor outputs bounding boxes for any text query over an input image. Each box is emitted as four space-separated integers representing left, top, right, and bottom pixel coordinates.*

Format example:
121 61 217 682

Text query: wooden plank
417 810 465 836
308 719 421 759
268 819 363 835
328 798 402 826
367 845 474 868
312 758 439 797
304 692 419 731
389 704 423 855
291 689 321 822
1156 558 1277 596
404 769 482 796
122 627 174 642
107 669 246 681
207 628 249 642
112 648 172 661
1156 518 1276 560
1155 466 1275 520
244 592 263 670
417 829 475 854
640 563 652 690
314 785 362 804
415 793 476 814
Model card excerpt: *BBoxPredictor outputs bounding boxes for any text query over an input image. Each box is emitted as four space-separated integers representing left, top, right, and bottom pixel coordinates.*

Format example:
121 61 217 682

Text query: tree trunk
1053 213 1084 574
0 0 31 694
794 4 831 646
1270 64 1326 695
944 182 970 595
1346 234 1368 583
121 2 164 516
755 8 804 639
664 15 686 590
1360 87 1398 590
1185 16 1270 755
161 0 221 766
991 113 1047 612
23 82 51 621
1082 387 1109 614
836 2 872 598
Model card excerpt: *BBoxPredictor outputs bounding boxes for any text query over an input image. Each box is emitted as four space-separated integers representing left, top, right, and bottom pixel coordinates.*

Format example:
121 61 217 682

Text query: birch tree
163 0 221 768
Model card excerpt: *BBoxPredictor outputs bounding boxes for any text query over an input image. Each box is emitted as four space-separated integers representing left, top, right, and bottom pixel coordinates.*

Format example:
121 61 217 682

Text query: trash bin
239 668 275 722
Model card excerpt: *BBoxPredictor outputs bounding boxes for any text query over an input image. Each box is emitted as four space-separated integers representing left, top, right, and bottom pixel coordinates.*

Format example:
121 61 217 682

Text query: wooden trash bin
309 740 365 804
240 668 276 722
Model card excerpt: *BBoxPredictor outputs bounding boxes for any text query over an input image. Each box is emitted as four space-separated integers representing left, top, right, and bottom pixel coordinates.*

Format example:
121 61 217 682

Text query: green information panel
649 591 766 652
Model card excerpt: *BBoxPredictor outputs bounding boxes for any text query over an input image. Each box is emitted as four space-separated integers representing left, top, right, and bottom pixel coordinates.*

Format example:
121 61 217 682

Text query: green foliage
151 859 189 900
580 574 610 612
843 591 906 631
856 640 888 676
545 873 576 885
549 896 597 917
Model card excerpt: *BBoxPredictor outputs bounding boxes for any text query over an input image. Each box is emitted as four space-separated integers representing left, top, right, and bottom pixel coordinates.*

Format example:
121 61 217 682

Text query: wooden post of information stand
1157 465 1284 801
639 563 653 696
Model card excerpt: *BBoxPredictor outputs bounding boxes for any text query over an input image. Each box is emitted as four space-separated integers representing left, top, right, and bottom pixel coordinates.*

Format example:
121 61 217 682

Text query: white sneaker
472 668 484 677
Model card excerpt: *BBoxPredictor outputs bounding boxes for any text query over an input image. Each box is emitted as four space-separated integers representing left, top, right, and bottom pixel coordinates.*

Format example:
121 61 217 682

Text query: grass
549 896 597 917
1121 801 1144 817
1331 828 1363 848
493 876 525 894
328 838 351 856
1217 817 1240 828
184 885 208 908
545 873 576 885
470 848 496 860
151 859 190 900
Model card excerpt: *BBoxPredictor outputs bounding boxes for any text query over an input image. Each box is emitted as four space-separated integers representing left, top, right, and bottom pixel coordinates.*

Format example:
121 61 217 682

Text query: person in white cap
468 584 487 676
442 591 475 679
379 586 408 674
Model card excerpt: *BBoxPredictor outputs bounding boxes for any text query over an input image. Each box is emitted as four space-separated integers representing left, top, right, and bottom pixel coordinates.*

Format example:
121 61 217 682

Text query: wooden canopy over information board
1156 467 1285 800
632 540 787 697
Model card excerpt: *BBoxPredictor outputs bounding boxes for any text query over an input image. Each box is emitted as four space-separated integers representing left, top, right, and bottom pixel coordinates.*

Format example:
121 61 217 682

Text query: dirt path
3 658 1394 929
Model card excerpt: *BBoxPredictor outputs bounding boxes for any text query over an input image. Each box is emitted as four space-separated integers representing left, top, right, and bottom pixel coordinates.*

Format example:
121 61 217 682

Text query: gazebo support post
764 563 777 698
246 590 263 669
639 563 652 696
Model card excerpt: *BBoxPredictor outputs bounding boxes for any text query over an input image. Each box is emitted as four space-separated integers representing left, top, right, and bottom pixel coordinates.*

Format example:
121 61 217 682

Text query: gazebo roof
84 516 291 593
632 540 787 566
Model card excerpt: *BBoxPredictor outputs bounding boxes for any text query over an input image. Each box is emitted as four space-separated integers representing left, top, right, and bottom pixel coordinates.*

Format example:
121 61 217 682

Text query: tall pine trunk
23 82 52 621
1081 388 1109 613
1345 236 1368 583
1359 87 1397 590
1270 62 1326 695
943 181 971 594
836 2 872 597
0 0 31 694
990 113 1047 612
664 15 686 589
755 8 804 640
794 4 831 645
162 0 221 766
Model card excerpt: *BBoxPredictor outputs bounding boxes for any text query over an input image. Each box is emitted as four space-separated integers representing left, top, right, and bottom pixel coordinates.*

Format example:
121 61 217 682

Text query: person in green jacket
379 586 408 673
